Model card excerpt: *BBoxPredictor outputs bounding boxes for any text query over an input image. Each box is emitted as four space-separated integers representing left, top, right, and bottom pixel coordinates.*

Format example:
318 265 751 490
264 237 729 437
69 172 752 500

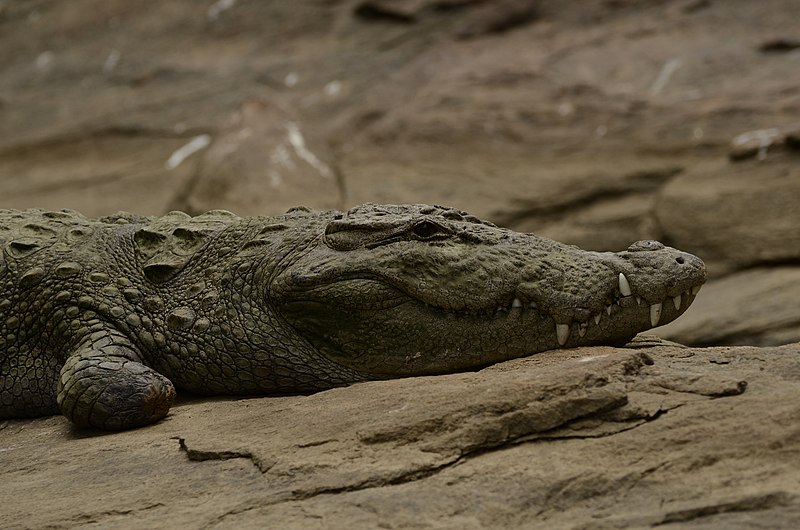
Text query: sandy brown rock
2 2 800 527
171 99 343 216
0 134 197 217
3 0 799 243
659 266 800 347
496 163 681 252
3 339 799 529
656 151 800 276
2 1 798 276
728 123 800 161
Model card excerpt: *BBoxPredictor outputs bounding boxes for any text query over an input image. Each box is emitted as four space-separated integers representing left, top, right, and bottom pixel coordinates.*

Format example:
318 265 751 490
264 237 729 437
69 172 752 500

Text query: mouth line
488 283 702 345
288 272 704 348
410 271 704 347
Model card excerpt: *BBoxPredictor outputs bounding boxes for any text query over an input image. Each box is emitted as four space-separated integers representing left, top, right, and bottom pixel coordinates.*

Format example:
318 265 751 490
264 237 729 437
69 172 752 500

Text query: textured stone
1 1 800 523
659 266 800 347
656 153 800 276
2 341 799 529
728 123 800 161
171 99 342 216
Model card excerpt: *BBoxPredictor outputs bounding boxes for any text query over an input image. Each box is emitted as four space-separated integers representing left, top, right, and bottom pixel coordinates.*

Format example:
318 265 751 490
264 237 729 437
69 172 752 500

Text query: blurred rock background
1 0 798 346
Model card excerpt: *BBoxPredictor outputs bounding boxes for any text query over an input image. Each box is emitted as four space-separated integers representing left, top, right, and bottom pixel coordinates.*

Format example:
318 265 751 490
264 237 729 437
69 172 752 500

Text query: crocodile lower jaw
492 283 703 347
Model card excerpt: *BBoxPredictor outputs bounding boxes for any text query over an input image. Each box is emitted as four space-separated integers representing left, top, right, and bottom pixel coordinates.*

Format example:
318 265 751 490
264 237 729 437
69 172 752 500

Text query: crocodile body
0 204 706 430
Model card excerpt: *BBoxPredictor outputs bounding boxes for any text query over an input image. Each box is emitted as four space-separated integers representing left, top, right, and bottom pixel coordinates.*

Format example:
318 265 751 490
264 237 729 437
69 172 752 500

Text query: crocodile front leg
57 331 175 430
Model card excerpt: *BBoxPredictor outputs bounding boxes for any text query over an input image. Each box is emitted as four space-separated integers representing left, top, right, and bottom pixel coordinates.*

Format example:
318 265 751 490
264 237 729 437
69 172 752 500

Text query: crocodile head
270 204 706 377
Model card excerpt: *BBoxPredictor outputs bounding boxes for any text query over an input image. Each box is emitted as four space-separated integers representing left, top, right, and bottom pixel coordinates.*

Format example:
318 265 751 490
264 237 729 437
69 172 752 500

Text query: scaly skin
0 204 706 430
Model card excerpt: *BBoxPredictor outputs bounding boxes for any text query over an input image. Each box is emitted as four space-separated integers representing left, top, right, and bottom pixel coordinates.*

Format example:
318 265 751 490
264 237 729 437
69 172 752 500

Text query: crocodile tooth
528 302 538 310
606 305 612 315
650 302 663 326
672 294 682 310
691 285 701 295
556 323 570 346
578 322 588 337
618 273 632 296
594 313 601 325
497 306 506 313
512 298 522 309
635 296 642 305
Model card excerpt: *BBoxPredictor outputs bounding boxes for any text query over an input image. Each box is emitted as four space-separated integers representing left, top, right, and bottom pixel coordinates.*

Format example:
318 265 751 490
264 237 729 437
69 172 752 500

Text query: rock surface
171 99 343 216
2 3 800 527
658 266 800 347
1 0 798 347
656 151 800 276
3 338 799 529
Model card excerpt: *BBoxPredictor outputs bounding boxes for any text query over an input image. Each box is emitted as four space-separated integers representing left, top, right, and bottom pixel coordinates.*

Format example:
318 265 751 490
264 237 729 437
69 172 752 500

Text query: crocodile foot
57 340 175 430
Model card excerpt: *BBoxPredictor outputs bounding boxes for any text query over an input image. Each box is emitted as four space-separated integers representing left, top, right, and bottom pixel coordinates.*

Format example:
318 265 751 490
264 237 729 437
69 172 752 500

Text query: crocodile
0 204 706 430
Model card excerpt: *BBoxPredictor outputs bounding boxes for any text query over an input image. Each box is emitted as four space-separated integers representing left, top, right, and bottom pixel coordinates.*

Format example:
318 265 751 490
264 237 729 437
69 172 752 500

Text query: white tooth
650 302 662 326
497 306 506 312
691 285 702 295
635 296 641 305
618 273 632 296
578 322 588 337
512 298 522 308
594 313 601 325
606 305 612 315
672 294 682 310
556 323 570 346
528 302 538 309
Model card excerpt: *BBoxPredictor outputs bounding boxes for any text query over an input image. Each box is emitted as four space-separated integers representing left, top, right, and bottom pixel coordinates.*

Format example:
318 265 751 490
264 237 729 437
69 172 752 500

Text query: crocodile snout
632 240 705 283
615 240 707 327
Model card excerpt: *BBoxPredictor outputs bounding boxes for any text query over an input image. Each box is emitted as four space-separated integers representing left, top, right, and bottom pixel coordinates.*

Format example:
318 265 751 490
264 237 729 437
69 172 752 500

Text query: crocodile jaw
279 281 703 376
274 241 706 376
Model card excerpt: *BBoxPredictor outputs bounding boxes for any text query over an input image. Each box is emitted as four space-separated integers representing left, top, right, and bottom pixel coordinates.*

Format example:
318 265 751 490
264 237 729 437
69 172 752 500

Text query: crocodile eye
411 220 446 239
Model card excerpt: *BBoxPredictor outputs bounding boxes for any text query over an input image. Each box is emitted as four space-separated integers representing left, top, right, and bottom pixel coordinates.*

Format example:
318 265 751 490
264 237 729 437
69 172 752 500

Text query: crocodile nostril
675 256 685 265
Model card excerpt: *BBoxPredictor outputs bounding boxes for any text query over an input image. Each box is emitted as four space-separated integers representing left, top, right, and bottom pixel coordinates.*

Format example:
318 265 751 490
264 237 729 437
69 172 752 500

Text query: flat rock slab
171 99 343 216
3 339 798 529
656 152 800 275
659 266 800 347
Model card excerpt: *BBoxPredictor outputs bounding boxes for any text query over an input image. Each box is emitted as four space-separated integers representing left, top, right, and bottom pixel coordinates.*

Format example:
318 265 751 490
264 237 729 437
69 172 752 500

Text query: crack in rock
174 436 274 472
174 349 754 528
657 492 795 525
287 454 464 502
646 375 748 398
67 502 165 525
495 166 683 227
200 454 464 529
